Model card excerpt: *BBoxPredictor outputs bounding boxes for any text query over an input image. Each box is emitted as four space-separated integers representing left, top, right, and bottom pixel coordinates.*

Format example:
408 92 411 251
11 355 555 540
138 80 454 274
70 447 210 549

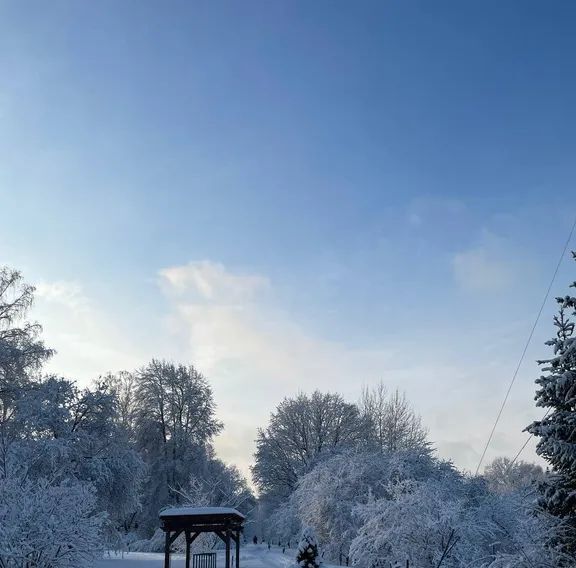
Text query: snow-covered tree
526 252 576 553
359 384 430 453
483 456 543 494
295 527 322 568
0 476 104 567
0 267 53 465
11 376 145 545
0 267 53 386
263 499 301 546
133 359 223 534
103 370 138 439
0 268 116 563
200 459 254 511
174 459 255 552
252 391 370 500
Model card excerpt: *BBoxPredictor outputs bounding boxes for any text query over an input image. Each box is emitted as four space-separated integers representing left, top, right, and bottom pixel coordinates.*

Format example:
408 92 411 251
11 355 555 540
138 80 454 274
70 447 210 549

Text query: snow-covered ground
95 544 338 568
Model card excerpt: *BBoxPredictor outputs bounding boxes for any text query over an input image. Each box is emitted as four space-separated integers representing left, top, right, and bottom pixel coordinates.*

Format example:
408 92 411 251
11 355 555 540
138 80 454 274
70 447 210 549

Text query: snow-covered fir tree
526 251 576 553
295 527 322 568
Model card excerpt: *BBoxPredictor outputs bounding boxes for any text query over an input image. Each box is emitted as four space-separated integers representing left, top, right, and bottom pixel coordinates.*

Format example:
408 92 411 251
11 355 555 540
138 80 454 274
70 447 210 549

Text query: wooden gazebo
159 506 245 568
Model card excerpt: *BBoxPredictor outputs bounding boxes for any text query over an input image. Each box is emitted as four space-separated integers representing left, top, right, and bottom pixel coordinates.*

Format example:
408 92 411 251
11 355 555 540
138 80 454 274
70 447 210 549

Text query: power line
475 215 576 476
506 409 551 470
510 433 535 467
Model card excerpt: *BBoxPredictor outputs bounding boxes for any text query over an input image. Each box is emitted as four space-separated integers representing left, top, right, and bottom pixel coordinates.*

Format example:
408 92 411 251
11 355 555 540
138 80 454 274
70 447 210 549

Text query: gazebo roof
160 506 245 522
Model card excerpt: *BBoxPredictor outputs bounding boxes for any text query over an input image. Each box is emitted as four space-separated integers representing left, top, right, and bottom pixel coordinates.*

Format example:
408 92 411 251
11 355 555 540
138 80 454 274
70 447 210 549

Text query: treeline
249 386 559 567
0 268 254 566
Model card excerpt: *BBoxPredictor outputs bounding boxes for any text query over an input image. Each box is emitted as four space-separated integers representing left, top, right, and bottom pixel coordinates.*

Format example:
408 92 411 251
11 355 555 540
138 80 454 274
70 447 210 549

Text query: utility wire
506 409 552 470
475 215 576 476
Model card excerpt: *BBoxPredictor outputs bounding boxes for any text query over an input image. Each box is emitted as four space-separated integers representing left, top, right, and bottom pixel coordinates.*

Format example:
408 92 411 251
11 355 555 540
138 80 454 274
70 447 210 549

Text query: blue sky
1 1 575 476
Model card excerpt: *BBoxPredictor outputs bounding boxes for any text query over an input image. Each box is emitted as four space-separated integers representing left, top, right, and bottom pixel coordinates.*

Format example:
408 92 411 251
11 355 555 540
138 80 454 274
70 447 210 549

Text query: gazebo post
235 529 240 568
164 530 171 568
185 531 191 568
225 527 231 568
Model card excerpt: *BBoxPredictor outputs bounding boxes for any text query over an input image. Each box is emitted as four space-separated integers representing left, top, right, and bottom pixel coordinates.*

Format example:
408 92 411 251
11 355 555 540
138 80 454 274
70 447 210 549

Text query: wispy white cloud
35 280 90 312
159 263 390 404
453 248 513 292
32 280 146 380
406 197 466 228
159 261 269 303
452 231 526 293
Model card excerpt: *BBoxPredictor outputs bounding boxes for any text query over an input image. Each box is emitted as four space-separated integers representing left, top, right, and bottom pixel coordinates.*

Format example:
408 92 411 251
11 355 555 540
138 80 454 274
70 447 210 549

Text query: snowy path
95 544 330 568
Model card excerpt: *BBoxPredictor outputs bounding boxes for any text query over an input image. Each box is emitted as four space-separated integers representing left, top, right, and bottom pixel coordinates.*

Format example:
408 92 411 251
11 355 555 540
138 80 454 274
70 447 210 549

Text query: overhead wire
474 215 576 476
506 408 551 470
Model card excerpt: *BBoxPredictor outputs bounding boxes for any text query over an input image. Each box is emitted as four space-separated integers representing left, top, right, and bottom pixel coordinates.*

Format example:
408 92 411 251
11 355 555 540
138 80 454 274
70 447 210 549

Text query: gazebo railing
192 552 217 568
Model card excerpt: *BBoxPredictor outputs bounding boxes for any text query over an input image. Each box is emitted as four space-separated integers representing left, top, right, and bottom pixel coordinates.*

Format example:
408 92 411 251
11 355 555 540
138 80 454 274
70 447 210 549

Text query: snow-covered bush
487 510 574 568
0 476 105 567
295 527 322 568
129 528 167 552
348 474 569 568
350 476 471 568
292 449 454 562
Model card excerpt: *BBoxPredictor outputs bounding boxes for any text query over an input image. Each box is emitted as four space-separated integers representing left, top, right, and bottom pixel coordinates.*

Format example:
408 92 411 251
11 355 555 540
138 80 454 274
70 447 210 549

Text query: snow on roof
159 506 245 519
